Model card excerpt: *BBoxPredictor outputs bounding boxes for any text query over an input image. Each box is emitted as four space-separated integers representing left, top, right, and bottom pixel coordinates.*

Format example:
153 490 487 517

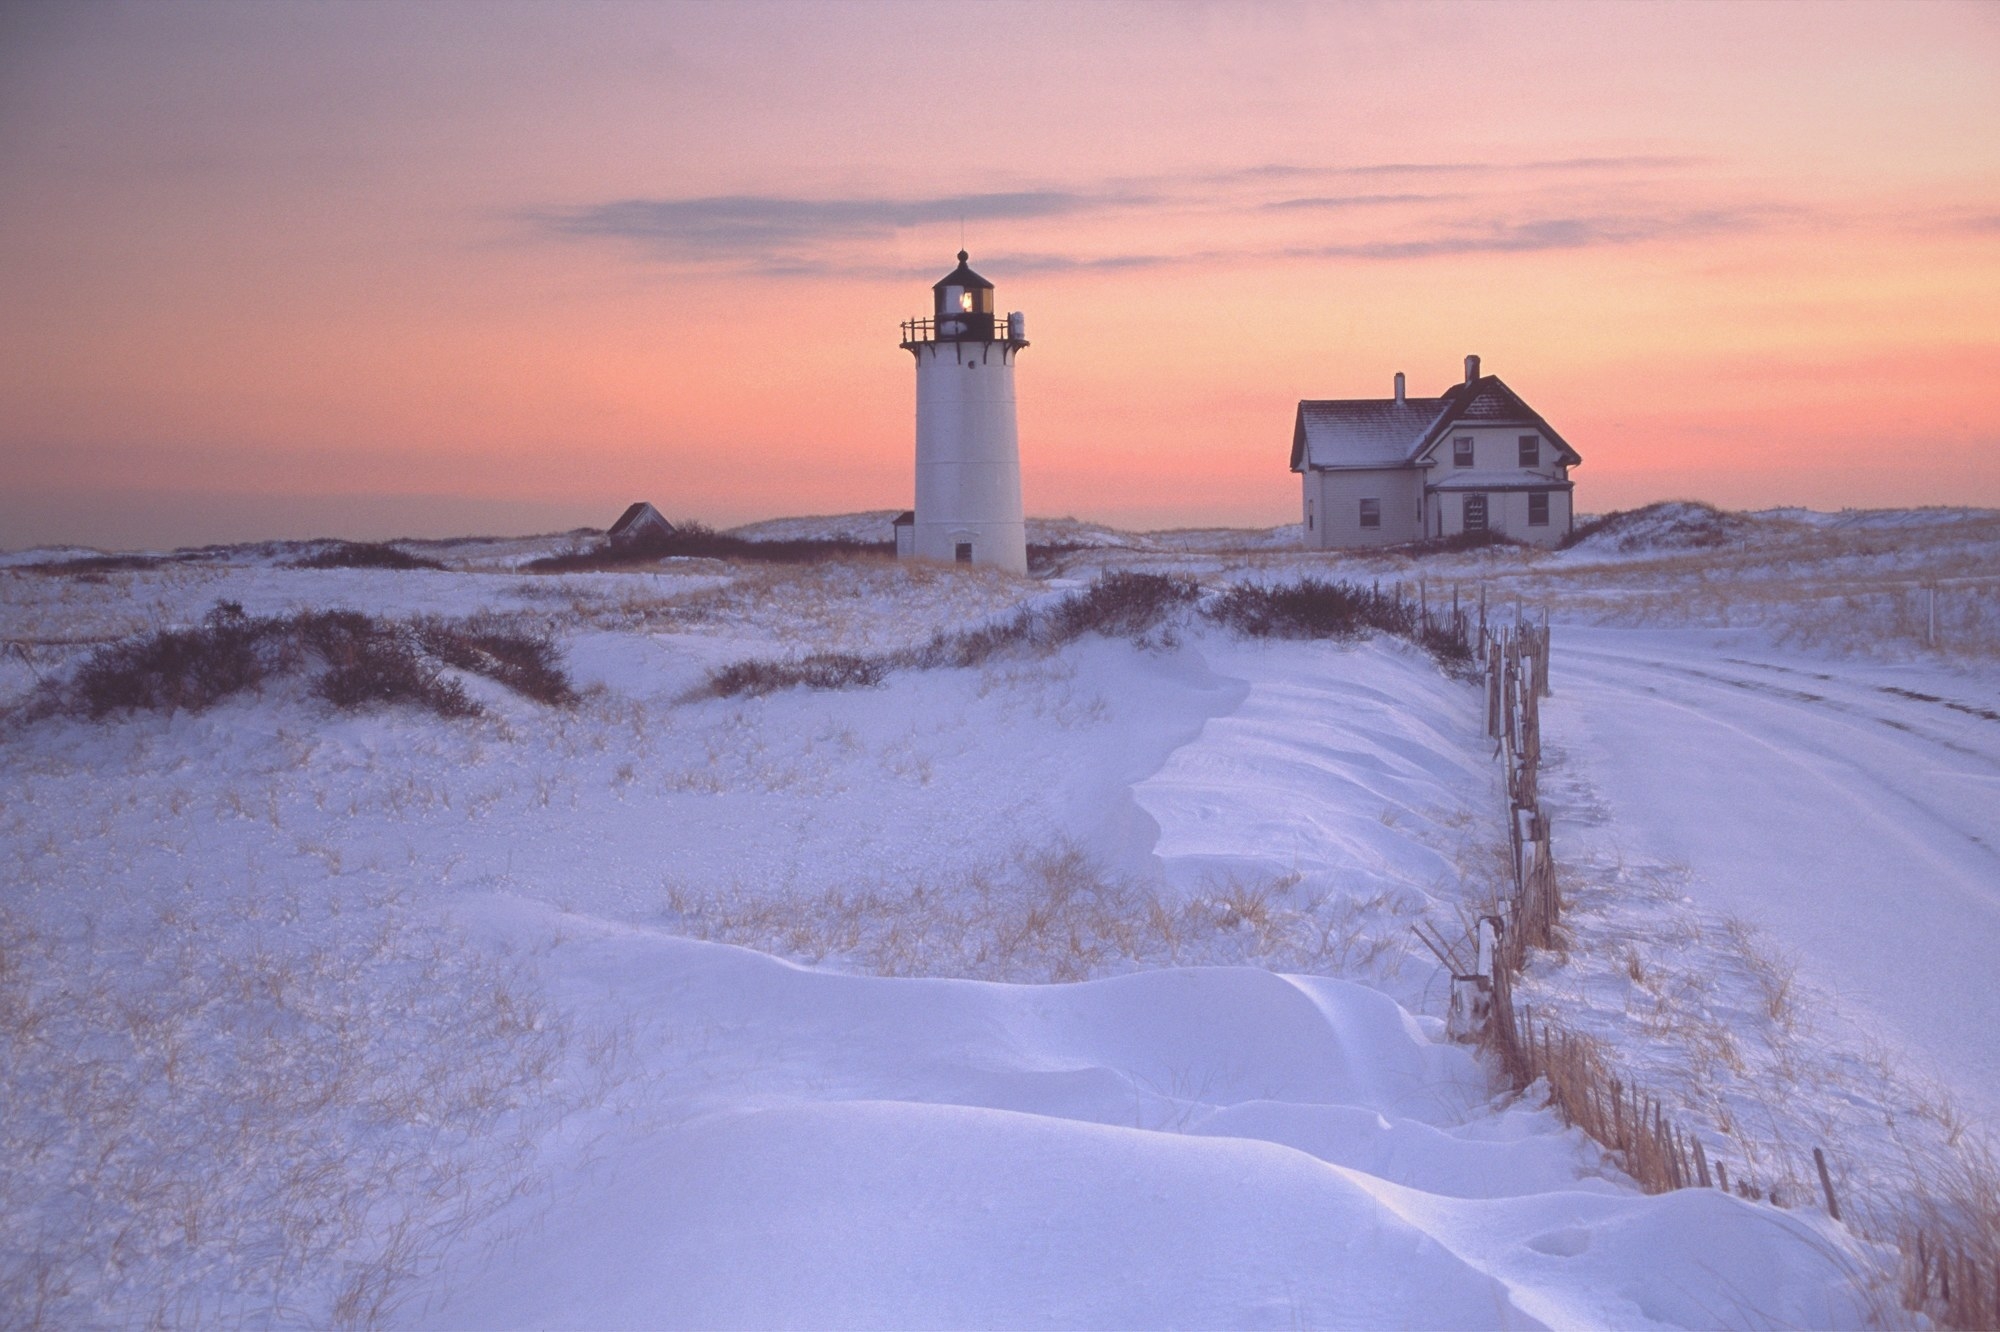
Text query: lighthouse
899 251 1029 574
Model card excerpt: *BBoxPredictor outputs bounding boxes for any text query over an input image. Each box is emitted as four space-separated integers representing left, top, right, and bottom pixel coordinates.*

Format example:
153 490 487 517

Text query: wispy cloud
541 190 1132 255
1264 193 1460 211
973 250 1194 275
1208 156 1703 184
531 156 1746 276
1285 207 1772 260
1332 155 1704 177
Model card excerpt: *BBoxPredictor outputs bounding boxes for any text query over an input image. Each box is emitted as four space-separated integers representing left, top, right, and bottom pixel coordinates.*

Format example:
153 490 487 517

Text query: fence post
1814 1146 1842 1222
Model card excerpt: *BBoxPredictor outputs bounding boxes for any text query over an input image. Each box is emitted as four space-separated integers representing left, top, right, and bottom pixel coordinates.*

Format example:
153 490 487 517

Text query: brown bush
524 521 891 571
56 603 576 722
289 542 447 571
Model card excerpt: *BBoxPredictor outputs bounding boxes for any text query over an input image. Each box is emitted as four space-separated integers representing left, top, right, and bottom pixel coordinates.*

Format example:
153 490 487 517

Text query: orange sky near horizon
2 0 1997 549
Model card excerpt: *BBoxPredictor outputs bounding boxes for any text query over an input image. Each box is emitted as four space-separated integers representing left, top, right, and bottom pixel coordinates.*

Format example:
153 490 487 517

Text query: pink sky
2 0 1997 548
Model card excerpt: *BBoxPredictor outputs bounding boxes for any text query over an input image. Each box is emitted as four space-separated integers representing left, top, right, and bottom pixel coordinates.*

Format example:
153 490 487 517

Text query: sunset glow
3 0 1997 547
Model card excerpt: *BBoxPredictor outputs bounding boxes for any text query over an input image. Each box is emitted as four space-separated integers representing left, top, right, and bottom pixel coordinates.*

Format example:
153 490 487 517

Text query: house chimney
1464 354 1480 384
1394 372 1405 404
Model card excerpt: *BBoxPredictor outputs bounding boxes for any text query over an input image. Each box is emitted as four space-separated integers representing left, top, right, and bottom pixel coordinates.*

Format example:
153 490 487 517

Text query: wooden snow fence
1904 1229 2000 1331
1414 594 1998 1328
1438 603 1750 1198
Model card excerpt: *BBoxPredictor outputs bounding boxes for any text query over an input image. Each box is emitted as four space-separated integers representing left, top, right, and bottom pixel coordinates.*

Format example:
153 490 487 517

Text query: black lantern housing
930 250 996 341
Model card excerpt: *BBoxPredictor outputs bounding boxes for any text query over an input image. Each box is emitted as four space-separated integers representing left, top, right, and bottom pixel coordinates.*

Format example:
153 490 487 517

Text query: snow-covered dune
2 540 1953 1326
417 924 1868 1331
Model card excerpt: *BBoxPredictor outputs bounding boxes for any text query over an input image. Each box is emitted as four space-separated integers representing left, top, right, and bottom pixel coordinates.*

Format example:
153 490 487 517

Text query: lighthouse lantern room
899 251 1029 574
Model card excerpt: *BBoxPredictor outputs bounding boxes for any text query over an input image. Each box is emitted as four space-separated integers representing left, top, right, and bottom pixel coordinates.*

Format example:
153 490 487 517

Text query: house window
1528 491 1550 526
1307 498 1314 531
1359 498 1380 529
955 542 973 563
1453 436 1474 468
1463 494 1488 533
1519 435 1540 467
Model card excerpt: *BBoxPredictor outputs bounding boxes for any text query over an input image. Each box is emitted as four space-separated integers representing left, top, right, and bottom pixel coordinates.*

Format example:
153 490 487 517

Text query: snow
415 927 1862 1331
9 510 1987 1325
1551 625 2000 1110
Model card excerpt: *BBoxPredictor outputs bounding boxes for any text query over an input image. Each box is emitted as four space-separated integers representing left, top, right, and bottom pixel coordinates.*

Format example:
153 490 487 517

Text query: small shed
607 502 677 549
891 510 915 558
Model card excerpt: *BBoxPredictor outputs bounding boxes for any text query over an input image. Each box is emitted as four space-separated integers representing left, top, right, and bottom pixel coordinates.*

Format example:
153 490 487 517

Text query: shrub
59 603 576 721
524 521 891 571
298 613 477 717
28 553 172 574
1206 578 1414 640
704 572 1199 698
414 620 578 706
290 542 447 571
1044 571 1200 643
708 652 886 698
1406 530 1523 557
1205 577 1473 669
73 602 270 717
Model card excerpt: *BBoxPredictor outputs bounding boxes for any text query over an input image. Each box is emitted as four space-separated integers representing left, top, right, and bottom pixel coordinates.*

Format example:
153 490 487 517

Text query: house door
1462 494 1488 534
954 542 973 563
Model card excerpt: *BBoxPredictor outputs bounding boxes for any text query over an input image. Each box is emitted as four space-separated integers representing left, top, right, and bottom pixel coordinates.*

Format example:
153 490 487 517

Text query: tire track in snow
1550 628 2000 1115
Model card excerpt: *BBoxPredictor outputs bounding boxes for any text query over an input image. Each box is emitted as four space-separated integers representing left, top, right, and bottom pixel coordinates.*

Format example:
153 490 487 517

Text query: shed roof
608 502 673 537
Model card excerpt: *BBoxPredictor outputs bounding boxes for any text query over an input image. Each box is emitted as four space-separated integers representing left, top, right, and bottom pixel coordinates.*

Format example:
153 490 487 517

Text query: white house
1291 356 1581 550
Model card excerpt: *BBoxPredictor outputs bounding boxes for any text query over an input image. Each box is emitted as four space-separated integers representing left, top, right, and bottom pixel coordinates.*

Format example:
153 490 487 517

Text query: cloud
1287 208 1771 260
1264 193 1460 210
1205 156 1703 184
1335 155 1704 177
973 250 1190 275
532 156 1747 277
541 190 1129 256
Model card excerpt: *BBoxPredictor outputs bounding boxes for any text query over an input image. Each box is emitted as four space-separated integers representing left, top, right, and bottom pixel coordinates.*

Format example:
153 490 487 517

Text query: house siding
1428 483 1572 547
1311 468 1422 549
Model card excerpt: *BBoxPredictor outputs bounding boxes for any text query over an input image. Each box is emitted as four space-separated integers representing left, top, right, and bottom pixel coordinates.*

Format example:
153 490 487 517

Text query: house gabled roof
1412 376 1581 467
1290 396 1453 471
1292 373 1581 472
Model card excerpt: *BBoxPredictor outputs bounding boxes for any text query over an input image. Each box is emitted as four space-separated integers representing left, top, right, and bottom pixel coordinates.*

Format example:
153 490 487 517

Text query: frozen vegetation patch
288 541 448 572
524 520 891 571
662 838 1419 985
0 894 613 1328
1205 576 1476 668
701 571 1491 699
703 571 1200 697
22 602 577 722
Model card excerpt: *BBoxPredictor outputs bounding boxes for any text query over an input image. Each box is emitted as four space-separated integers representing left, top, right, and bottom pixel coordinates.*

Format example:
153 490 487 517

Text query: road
1545 625 2000 1117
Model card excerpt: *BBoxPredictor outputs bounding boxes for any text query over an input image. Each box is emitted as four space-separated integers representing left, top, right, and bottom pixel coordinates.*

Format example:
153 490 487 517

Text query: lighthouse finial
957 249 968 263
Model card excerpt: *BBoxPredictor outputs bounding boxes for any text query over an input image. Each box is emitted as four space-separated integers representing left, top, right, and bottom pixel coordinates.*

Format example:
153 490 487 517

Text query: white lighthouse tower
899 251 1029 573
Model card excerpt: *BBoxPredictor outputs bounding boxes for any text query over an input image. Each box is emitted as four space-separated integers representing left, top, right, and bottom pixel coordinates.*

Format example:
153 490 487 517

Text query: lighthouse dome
932 250 994 294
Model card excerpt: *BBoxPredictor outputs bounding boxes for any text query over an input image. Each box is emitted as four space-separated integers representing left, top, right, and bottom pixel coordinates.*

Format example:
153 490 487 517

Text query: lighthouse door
954 542 973 564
